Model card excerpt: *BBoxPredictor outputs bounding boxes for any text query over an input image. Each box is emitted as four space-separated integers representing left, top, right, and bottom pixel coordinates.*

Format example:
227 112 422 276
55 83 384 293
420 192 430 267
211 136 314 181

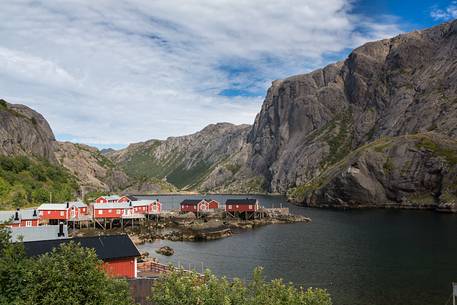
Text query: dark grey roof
225 198 258 205
126 195 138 201
180 199 203 205
23 234 140 260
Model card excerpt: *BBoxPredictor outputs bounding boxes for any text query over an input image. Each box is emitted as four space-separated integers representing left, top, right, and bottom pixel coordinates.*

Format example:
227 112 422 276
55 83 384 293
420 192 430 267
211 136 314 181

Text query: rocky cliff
240 19 457 208
0 99 57 163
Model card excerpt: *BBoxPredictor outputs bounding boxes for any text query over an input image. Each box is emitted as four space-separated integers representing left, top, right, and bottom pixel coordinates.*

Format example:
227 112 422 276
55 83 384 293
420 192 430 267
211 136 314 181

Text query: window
236 205 239 208
116 209 121 214
98 210 102 215
39 211 43 216
60 211 64 216
47 211 51 215
228 205 232 209
249 205 252 209
108 209 112 213
25 221 32 227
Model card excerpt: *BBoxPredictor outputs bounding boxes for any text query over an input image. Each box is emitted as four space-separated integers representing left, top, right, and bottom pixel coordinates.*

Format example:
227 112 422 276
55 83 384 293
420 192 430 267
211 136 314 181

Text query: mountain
0 100 174 206
240 19 457 209
107 123 251 190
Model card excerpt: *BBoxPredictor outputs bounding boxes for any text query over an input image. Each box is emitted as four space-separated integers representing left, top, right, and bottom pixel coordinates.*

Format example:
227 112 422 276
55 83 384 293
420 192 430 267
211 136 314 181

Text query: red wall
225 203 258 212
133 205 148 214
39 209 69 220
208 200 219 209
93 207 129 218
78 207 88 215
95 197 108 203
181 204 197 212
10 219 39 227
103 258 136 278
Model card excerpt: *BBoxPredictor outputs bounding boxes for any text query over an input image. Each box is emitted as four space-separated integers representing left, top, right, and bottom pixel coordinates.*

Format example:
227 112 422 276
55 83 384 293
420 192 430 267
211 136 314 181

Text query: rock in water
156 246 175 256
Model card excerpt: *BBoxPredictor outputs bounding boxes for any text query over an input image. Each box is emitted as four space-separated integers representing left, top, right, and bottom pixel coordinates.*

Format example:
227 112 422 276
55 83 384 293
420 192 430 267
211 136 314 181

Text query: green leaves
150 267 332 305
0 228 133 305
0 156 78 208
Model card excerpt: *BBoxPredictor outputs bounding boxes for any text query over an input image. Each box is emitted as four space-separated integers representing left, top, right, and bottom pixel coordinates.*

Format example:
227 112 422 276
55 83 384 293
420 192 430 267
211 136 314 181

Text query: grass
415 137 457 166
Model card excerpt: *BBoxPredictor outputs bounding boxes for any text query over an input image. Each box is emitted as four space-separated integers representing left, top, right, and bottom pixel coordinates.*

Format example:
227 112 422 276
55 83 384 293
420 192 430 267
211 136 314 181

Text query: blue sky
0 0 455 149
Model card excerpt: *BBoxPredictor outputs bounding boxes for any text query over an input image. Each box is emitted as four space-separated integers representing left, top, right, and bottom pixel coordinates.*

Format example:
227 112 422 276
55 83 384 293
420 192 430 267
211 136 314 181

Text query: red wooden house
38 203 73 222
23 234 141 278
131 200 161 215
0 209 39 227
180 199 218 213
95 195 121 204
92 202 134 219
225 199 260 219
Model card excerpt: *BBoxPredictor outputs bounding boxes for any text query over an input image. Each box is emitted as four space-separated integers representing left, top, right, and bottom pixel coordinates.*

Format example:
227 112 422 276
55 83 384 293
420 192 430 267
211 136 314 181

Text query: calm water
137 195 457 305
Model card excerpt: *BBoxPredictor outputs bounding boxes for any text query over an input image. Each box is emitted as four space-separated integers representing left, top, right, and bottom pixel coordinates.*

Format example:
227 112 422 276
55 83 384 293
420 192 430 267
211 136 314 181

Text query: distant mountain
106 123 251 191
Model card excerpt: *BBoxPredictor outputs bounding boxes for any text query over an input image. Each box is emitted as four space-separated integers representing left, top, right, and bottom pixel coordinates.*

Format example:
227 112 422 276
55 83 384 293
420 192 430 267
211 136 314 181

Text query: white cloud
0 0 402 147
431 1 457 21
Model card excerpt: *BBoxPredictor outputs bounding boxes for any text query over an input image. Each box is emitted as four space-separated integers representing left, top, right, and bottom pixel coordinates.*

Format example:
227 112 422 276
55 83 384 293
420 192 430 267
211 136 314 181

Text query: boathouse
92 202 134 219
95 195 121 203
225 198 260 219
38 202 73 223
180 199 202 212
206 199 220 209
23 234 140 278
131 200 161 215
118 195 138 203
0 209 39 227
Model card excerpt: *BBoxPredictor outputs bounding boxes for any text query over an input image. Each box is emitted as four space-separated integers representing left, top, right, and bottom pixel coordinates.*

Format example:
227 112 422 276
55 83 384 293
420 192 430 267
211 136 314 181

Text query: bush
0 156 78 209
150 267 332 305
0 228 133 305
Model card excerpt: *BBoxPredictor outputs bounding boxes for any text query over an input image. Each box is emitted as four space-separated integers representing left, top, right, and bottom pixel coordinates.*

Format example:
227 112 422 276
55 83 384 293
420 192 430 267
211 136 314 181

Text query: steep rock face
108 123 251 190
246 20 457 197
290 134 457 209
0 99 57 163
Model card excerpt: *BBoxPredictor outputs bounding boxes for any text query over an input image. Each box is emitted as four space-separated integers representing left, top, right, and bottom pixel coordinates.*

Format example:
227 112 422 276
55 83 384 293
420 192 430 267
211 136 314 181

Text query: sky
0 0 455 149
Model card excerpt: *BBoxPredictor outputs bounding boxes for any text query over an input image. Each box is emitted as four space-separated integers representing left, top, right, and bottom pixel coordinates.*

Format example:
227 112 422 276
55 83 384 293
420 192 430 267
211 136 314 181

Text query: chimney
14 208 19 221
58 222 65 237
66 202 69 209
33 209 37 217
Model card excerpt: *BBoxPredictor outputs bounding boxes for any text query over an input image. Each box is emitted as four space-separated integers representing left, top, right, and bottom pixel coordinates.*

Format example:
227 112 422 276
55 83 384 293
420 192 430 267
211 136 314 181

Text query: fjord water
138 195 457 305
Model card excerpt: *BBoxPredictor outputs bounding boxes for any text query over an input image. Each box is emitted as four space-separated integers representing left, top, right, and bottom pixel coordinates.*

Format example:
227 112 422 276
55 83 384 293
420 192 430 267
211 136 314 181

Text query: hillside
107 123 251 190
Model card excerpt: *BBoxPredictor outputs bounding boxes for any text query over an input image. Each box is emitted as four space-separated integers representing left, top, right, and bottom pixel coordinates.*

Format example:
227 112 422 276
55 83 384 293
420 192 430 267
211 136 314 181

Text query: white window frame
98 210 103 215
25 220 32 227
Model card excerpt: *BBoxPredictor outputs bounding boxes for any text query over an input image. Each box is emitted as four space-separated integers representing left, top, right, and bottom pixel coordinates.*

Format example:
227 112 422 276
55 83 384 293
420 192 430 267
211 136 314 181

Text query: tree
22 242 133 305
0 229 30 305
150 267 332 305
0 228 133 305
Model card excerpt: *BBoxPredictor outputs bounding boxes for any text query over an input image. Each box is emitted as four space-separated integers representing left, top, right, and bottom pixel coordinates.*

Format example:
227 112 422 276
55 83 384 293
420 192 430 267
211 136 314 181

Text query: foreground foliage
0 156 78 208
0 229 132 305
150 268 332 305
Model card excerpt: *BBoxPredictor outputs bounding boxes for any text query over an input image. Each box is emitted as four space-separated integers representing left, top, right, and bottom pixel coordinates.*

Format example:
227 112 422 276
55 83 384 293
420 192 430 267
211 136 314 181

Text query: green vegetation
150 267 332 305
0 156 78 209
225 163 242 175
318 110 353 169
288 182 322 203
120 143 217 190
383 157 394 175
416 137 457 166
0 228 132 305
